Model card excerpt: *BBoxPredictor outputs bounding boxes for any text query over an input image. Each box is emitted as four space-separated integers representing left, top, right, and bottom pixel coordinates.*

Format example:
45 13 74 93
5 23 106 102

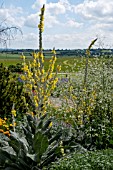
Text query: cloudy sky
0 0 113 49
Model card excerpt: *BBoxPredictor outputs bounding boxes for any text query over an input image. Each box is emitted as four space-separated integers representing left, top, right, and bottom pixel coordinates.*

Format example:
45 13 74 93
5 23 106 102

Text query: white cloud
25 0 73 29
0 6 24 27
10 32 38 49
32 0 47 9
32 0 71 14
74 0 113 22
59 0 72 11
71 0 113 40
23 33 37 42
2 0 113 49
24 11 59 28
24 13 39 28
65 19 83 28
46 2 65 15
43 33 93 49
45 13 60 28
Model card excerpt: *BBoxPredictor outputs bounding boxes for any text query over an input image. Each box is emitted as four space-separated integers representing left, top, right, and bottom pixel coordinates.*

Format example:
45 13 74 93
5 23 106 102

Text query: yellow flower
33 53 37 59
13 122 16 127
49 122 52 128
20 55 26 60
34 100 38 107
41 78 45 83
33 59 36 64
28 71 33 78
42 58 44 63
52 56 56 62
39 53 44 59
30 112 34 117
42 16 44 21
32 62 36 67
2 120 6 124
3 124 9 128
37 62 40 67
51 49 56 55
0 118 3 126
21 75 26 81
57 65 61 71
3 131 10 136
44 96 47 101
26 84 32 90
23 64 28 72
72 95 77 100
34 95 38 101
10 123 16 127
54 77 58 83
3 131 9 135
41 69 45 74
11 109 16 117
0 129 4 133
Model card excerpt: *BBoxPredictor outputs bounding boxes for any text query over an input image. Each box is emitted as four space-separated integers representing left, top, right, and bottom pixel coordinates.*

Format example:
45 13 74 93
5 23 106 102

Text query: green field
0 52 108 73
0 52 84 71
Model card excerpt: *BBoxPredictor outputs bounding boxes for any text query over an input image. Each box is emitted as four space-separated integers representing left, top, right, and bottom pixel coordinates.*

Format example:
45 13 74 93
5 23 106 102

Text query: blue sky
1 0 113 49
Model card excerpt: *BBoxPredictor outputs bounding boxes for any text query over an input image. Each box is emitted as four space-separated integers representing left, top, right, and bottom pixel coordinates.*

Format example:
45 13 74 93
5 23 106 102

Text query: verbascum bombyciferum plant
20 5 61 116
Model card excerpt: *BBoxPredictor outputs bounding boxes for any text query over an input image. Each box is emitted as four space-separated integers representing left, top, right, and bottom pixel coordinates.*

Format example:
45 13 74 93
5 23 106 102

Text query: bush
8 63 23 73
0 63 31 119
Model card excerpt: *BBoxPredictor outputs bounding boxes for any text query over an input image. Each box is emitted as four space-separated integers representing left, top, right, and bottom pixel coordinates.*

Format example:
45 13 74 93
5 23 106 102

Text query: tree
0 2 22 47
0 19 22 47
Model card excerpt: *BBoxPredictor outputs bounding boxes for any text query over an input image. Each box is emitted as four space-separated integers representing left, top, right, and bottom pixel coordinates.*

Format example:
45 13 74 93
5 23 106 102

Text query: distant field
0 53 84 71
0 52 111 73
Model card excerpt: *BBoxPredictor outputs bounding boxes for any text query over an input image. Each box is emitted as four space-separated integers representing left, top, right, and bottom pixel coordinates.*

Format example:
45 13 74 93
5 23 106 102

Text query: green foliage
0 63 31 119
48 57 113 150
50 148 113 170
8 63 23 73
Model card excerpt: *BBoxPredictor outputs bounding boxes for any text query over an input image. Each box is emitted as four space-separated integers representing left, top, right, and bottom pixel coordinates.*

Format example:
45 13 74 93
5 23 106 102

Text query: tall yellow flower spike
19 5 61 117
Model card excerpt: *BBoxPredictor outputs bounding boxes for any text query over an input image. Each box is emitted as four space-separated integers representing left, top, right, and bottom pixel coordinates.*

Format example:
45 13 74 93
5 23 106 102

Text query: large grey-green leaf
0 149 16 165
33 131 49 163
26 153 37 162
1 146 16 156
9 131 28 154
5 167 18 170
